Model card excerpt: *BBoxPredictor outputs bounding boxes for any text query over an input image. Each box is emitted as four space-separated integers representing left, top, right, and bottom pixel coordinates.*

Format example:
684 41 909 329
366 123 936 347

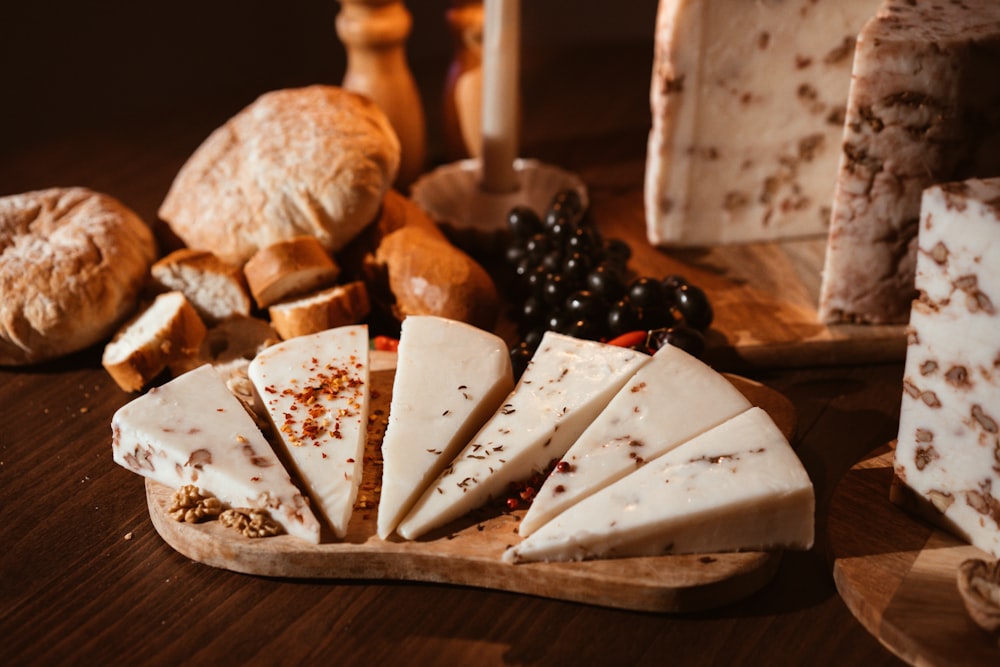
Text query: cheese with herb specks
894 178 1000 558
111 364 321 543
248 324 369 539
818 0 1000 324
644 0 881 246
504 407 815 564
377 316 514 540
396 331 649 540
519 343 752 537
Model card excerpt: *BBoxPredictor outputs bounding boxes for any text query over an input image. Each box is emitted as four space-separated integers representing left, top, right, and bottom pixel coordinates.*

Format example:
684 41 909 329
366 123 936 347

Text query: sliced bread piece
268 281 370 340
243 235 341 309
150 248 251 323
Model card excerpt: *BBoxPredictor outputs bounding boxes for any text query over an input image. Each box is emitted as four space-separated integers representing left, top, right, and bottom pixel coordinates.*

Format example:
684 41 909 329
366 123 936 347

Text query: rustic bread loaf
150 248 251 323
243 236 341 309
268 281 370 340
0 187 157 366
158 85 401 265
102 291 207 392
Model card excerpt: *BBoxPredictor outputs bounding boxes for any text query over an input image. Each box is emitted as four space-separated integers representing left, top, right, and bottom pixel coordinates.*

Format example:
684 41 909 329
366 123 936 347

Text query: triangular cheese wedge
248 324 369 539
503 407 814 563
396 331 649 540
519 343 753 536
377 315 514 539
111 364 321 543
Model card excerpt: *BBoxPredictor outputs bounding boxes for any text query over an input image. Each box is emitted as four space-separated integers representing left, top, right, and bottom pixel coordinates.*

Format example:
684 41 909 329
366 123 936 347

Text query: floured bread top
159 85 401 266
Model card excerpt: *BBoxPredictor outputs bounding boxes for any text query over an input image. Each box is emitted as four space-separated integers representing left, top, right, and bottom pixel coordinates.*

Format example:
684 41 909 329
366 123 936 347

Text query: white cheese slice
396 331 649 540
894 178 1000 558
377 315 514 540
111 364 321 544
248 324 370 539
644 0 880 246
518 343 752 537
504 407 814 563
818 0 1000 324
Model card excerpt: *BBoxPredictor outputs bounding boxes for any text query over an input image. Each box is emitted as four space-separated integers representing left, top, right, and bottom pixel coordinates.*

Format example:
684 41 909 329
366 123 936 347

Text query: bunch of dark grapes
502 189 714 377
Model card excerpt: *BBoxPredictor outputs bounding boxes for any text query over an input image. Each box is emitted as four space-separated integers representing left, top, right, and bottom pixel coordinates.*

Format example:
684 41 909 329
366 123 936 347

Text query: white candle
480 0 520 194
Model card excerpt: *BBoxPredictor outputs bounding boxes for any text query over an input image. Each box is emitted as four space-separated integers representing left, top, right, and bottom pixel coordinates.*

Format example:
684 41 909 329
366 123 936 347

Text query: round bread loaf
0 187 158 365
159 85 401 266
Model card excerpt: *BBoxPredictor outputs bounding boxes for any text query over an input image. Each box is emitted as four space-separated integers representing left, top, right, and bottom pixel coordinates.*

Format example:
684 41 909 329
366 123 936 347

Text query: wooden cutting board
145 354 800 613
828 446 1000 665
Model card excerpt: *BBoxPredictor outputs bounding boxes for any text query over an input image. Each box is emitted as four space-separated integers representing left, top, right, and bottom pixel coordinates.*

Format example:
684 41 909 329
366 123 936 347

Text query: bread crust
268 281 371 340
159 85 400 265
243 236 341 309
0 187 157 365
151 248 251 323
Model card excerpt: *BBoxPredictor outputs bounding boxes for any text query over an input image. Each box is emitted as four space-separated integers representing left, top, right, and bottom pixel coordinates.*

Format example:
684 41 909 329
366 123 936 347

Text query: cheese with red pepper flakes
519 343 752 537
894 178 1000 558
377 315 514 540
644 0 880 246
111 364 321 544
504 407 814 564
248 324 370 539
396 331 649 541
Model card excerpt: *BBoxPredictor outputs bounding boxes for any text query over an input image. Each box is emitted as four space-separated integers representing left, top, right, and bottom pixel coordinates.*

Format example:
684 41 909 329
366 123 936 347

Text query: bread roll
102 291 207 392
159 85 401 265
243 236 341 309
150 248 251 323
0 187 157 366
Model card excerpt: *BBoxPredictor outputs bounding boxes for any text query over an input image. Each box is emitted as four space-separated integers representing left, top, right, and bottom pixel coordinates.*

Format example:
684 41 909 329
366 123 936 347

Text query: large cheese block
111 364 321 544
818 0 1000 324
504 407 815 563
248 324 370 539
377 315 514 540
518 343 752 537
894 177 1000 558
644 0 881 246
396 332 649 540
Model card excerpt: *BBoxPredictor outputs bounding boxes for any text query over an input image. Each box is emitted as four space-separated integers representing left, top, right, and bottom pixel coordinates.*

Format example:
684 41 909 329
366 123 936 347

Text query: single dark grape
524 233 551 264
547 312 569 334
542 273 569 306
565 226 598 255
564 290 604 320
540 249 563 273
607 298 641 337
627 276 667 309
562 252 592 285
565 318 603 341
523 265 549 296
672 283 714 330
522 328 545 350
661 273 689 292
549 189 584 220
507 206 543 240
647 325 706 358
585 264 626 302
634 304 676 331
520 295 546 325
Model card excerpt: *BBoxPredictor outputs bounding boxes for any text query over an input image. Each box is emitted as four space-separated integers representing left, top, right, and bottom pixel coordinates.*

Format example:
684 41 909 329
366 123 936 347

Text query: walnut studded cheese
818 0 1000 324
894 178 1000 558
644 0 881 246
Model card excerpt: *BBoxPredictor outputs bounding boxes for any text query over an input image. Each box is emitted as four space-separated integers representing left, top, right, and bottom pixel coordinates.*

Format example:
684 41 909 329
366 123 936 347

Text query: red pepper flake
373 335 400 352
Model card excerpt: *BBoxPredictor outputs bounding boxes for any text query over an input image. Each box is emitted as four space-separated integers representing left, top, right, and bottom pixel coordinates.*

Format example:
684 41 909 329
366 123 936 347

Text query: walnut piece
219 508 283 538
169 485 223 523
957 558 1000 636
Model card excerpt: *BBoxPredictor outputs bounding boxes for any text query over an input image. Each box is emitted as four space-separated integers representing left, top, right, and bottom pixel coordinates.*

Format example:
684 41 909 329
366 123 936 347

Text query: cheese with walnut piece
894 177 1000 559
644 0 881 246
504 407 814 564
248 324 370 539
519 343 752 537
111 364 321 544
377 315 514 540
395 331 649 540
818 0 1000 324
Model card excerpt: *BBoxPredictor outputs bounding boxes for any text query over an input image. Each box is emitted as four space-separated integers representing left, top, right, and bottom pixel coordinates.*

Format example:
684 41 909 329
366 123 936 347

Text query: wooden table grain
1 7 911 664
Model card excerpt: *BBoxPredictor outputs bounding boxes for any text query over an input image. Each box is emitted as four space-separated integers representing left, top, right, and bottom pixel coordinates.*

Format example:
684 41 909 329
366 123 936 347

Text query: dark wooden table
1 5 909 664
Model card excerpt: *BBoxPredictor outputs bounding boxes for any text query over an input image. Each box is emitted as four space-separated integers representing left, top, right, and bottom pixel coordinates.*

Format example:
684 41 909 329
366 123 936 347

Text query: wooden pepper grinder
336 0 427 187
443 0 483 161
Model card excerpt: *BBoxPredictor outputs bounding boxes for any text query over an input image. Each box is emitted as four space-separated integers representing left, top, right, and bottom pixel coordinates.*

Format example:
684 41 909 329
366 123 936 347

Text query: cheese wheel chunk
396 332 649 540
504 407 815 563
894 178 1000 558
111 364 321 544
644 0 880 246
248 325 370 539
377 315 514 540
519 343 752 537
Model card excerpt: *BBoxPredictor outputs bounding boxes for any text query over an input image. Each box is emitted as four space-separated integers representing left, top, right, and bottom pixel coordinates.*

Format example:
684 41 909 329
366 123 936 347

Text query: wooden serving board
145 354 799 613
828 446 1000 665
